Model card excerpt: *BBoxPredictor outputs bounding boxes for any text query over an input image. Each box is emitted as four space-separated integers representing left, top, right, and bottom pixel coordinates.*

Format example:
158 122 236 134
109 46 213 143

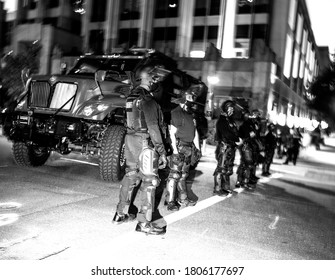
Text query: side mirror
21 68 31 86
95 70 107 82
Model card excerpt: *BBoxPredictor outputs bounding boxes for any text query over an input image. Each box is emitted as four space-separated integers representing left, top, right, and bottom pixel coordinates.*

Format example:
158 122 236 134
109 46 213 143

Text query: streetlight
206 75 219 119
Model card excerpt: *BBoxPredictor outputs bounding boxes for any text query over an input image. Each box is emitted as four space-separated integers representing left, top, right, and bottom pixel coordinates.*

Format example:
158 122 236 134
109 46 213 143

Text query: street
0 130 335 261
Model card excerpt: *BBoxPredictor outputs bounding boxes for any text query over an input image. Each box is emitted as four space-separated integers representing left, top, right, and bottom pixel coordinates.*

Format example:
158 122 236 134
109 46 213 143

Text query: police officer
236 111 257 190
261 123 277 176
165 92 199 211
249 109 264 183
112 65 168 235
213 100 241 196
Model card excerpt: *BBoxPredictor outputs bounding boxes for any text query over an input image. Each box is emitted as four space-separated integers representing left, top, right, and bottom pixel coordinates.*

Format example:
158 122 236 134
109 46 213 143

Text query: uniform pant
213 142 236 191
237 141 254 185
166 141 193 203
262 148 275 173
116 133 160 223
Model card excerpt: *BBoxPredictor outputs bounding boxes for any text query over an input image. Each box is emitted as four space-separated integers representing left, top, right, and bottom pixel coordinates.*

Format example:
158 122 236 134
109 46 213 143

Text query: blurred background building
0 0 331 129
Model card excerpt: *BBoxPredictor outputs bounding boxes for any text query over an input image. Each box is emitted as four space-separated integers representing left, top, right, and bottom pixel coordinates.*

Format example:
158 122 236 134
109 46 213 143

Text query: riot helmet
135 64 171 92
220 100 235 117
268 122 275 131
251 109 262 119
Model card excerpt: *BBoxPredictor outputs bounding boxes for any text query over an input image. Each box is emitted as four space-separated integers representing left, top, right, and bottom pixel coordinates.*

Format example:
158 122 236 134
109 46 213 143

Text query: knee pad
168 169 181 180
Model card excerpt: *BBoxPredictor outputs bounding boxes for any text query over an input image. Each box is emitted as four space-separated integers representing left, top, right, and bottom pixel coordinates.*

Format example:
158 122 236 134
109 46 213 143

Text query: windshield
68 57 142 76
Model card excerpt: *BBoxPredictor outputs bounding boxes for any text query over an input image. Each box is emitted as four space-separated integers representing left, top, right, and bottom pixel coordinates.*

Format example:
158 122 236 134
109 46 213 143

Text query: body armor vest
126 95 148 132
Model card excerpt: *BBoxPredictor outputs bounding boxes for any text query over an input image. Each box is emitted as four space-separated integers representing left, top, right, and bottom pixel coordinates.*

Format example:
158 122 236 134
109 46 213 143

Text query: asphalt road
0 131 335 261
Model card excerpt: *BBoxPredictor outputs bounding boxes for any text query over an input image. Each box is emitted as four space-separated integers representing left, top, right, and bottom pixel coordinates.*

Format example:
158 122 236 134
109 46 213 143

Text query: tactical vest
126 95 148 132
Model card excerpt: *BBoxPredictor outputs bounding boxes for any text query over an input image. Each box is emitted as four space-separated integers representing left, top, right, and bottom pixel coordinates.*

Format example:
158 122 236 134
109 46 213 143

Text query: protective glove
158 154 168 169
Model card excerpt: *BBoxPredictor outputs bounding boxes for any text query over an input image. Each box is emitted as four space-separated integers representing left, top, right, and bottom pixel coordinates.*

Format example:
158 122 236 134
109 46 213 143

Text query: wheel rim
32 146 48 157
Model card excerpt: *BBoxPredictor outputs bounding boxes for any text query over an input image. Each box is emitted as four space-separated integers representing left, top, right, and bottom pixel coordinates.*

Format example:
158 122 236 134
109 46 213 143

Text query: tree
0 42 41 104
305 67 335 128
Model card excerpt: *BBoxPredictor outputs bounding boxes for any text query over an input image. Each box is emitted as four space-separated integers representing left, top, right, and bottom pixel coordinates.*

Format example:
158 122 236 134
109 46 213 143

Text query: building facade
0 1 6 53
77 0 330 128
3 0 83 74
3 0 329 129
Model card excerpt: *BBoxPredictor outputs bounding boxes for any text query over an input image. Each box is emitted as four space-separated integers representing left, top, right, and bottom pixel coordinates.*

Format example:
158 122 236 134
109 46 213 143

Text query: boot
112 212 136 225
177 197 197 207
242 182 255 190
167 201 179 211
213 173 231 196
135 222 166 235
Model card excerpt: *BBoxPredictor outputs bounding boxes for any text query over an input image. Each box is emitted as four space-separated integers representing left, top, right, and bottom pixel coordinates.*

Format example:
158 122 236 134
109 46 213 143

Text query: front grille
30 82 77 110
50 83 77 110
30 81 50 107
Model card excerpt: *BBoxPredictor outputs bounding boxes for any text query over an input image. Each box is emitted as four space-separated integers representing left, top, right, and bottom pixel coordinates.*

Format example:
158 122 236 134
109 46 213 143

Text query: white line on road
60 157 99 166
0 213 19 227
0 165 8 168
155 194 233 225
269 215 280 229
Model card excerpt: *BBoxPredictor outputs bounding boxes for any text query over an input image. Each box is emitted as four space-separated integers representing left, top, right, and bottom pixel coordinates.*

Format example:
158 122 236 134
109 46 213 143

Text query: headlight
83 105 94 116
81 104 109 116
97 104 109 111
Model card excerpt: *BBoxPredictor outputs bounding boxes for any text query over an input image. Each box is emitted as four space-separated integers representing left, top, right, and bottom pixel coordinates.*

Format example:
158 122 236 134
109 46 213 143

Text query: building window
238 0 270 14
89 30 104 54
209 0 221 15
42 17 58 27
120 0 140 20
292 49 300 79
90 0 107 22
208 26 218 39
288 0 297 30
283 34 293 78
194 0 220 16
296 14 303 44
153 27 177 41
194 0 206 16
155 0 179 18
301 29 307 54
29 0 38 10
236 25 249 38
192 26 205 40
253 24 268 39
47 0 59 9
192 25 218 42
118 28 139 48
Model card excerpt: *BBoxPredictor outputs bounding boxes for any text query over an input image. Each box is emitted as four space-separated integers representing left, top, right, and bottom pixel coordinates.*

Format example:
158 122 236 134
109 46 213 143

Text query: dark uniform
236 115 257 190
165 101 197 211
261 123 277 176
213 100 240 196
112 67 168 235
283 128 302 165
249 110 264 183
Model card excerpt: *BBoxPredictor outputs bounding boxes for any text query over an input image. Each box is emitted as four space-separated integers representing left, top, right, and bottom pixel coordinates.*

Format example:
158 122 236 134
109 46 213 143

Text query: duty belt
177 139 193 147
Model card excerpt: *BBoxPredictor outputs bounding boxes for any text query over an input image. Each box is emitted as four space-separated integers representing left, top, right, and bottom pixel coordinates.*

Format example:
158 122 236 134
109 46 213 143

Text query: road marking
60 157 99 166
0 202 22 210
269 215 280 229
0 165 8 168
155 195 231 225
271 173 283 179
0 213 19 227
0 233 40 248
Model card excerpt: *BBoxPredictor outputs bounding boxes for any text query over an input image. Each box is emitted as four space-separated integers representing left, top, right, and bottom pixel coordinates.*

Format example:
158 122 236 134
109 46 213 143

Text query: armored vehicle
1 49 209 181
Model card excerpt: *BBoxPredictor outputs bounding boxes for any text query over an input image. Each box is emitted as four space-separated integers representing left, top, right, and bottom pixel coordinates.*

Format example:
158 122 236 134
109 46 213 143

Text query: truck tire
12 142 50 166
99 125 126 182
